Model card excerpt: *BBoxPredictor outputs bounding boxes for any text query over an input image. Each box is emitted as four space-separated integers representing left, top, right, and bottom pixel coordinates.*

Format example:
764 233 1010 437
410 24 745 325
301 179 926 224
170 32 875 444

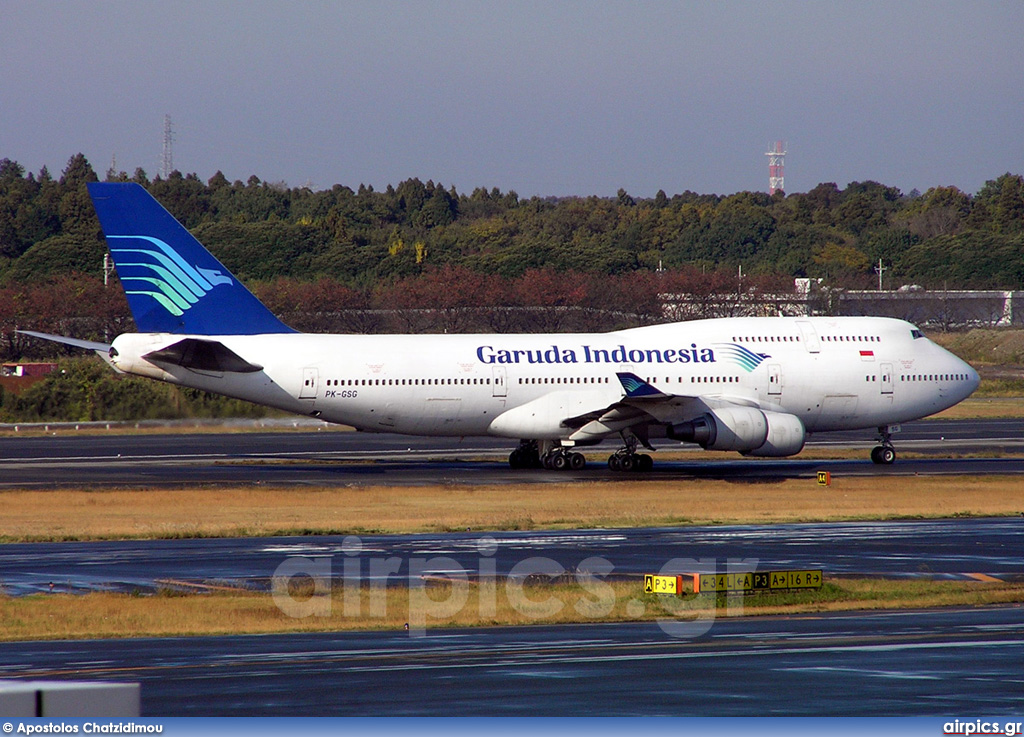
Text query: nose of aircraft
965 360 981 394
953 354 981 401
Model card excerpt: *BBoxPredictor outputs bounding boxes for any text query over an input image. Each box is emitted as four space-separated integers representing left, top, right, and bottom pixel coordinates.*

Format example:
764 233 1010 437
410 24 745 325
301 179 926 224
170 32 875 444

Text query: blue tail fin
88 182 295 335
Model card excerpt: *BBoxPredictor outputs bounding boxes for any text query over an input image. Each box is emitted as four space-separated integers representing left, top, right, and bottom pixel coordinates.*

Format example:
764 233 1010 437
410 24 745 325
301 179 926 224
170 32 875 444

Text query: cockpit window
911 329 924 339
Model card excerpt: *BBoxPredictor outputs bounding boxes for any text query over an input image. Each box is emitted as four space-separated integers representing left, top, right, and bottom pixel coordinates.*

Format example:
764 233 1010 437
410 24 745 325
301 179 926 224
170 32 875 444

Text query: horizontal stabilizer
17 330 111 353
143 338 263 373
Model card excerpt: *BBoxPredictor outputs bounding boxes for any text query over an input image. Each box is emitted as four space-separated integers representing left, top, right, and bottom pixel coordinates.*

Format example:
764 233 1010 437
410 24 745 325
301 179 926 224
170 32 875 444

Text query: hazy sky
4 1 1022 198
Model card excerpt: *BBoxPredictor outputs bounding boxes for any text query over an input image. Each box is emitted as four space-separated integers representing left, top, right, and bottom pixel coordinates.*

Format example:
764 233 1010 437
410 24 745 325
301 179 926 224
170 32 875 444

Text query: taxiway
1 518 1021 596
2 417 1024 488
2 606 1022 715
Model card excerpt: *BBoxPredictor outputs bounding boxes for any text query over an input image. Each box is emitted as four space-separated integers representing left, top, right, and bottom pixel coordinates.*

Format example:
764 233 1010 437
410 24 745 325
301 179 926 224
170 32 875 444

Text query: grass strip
2 475 1024 543
2 578 1022 641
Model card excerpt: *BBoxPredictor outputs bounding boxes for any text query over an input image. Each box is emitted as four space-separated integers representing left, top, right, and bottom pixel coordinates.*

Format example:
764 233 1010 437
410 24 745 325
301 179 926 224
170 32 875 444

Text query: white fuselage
109 316 979 444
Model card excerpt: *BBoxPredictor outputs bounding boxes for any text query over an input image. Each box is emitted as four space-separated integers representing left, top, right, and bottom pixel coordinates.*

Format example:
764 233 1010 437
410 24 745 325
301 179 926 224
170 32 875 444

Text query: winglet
88 182 295 336
616 372 668 398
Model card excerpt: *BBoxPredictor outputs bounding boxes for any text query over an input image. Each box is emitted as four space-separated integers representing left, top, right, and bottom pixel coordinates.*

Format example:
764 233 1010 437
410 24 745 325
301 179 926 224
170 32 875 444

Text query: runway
1 605 1022 715
3 417 1024 488
2 518 1021 595
2 419 1023 716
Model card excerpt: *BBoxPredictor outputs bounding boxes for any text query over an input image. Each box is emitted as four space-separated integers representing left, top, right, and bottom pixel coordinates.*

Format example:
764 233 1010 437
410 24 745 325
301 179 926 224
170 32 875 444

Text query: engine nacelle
668 407 805 457
742 410 806 457
668 406 767 451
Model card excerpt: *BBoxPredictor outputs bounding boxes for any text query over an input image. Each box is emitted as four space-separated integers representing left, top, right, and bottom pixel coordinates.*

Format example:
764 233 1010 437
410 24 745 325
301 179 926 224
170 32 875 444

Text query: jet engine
668 407 805 457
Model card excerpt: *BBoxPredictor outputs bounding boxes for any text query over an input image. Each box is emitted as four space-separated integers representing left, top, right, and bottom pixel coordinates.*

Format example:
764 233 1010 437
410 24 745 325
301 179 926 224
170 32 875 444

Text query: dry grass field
931 396 1024 419
2 474 1023 543
3 460 1021 641
3 578 1023 641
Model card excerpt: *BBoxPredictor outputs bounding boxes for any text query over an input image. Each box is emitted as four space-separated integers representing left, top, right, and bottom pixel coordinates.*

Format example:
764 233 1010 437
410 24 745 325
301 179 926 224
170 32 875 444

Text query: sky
3 1 1023 198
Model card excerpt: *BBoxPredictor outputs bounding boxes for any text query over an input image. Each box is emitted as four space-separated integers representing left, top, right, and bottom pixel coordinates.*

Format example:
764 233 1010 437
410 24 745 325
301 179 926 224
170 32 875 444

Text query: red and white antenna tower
766 140 786 195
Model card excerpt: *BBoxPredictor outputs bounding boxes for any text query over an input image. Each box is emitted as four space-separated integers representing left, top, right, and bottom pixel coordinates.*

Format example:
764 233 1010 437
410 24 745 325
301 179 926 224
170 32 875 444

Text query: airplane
22 182 980 471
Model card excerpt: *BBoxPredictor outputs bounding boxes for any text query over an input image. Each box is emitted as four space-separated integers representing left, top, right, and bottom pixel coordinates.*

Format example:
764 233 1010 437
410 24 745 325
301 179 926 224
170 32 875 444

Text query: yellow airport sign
643 574 684 595
693 569 823 594
817 471 831 486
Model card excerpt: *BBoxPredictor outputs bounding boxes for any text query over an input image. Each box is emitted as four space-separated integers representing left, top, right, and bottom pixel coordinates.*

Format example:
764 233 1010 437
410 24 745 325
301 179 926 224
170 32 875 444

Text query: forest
2 153 1022 422
2 153 1024 360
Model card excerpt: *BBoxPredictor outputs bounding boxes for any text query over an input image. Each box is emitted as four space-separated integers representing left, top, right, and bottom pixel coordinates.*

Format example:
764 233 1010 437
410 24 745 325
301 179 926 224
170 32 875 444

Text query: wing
564 372 727 443
488 371 759 443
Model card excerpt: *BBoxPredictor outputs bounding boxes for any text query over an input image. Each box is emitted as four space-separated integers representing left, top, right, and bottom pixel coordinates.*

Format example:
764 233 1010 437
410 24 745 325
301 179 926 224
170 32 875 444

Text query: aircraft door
796 321 821 353
767 364 782 395
880 362 894 395
300 367 318 399
492 366 507 397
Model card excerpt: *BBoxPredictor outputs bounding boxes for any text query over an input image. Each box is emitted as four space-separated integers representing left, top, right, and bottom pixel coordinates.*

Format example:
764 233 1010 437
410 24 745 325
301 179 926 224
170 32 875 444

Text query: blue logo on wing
619 373 645 394
616 372 663 398
107 235 232 317
714 343 770 372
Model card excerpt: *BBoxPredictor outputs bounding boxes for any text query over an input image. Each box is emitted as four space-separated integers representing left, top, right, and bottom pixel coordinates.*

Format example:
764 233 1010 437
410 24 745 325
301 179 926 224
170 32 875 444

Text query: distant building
0 362 58 377
662 281 1024 328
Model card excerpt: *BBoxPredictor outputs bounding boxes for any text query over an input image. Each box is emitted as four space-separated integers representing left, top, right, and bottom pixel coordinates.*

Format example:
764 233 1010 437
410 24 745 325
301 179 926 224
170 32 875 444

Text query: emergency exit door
300 368 318 399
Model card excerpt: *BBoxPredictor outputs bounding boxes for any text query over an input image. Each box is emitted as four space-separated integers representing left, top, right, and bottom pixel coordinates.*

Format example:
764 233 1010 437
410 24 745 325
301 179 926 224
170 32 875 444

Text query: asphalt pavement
3 417 1024 488
2 605 1021 715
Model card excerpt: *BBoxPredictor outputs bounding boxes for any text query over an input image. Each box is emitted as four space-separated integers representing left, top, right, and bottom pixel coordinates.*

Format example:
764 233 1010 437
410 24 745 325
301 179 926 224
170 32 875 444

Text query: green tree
150 171 211 228
0 159 49 259
3 234 105 282
812 241 871 280
899 186 971 238
56 154 100 238
973 173 1024 233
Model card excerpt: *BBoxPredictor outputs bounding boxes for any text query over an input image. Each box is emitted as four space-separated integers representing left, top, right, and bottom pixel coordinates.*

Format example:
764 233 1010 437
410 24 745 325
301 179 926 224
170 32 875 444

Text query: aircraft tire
637 453 653 472
568 452 585 470
608 454 621 471
552 453 568 470
871 446 896 465
619 454 636 472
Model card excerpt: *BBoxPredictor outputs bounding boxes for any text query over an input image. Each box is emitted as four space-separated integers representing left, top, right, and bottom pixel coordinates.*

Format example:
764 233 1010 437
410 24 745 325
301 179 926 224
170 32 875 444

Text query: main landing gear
508 440 541 469
508 432 655 473
870 426 897 465
508 440 586 471
608 450 653 472
607 432 653 473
